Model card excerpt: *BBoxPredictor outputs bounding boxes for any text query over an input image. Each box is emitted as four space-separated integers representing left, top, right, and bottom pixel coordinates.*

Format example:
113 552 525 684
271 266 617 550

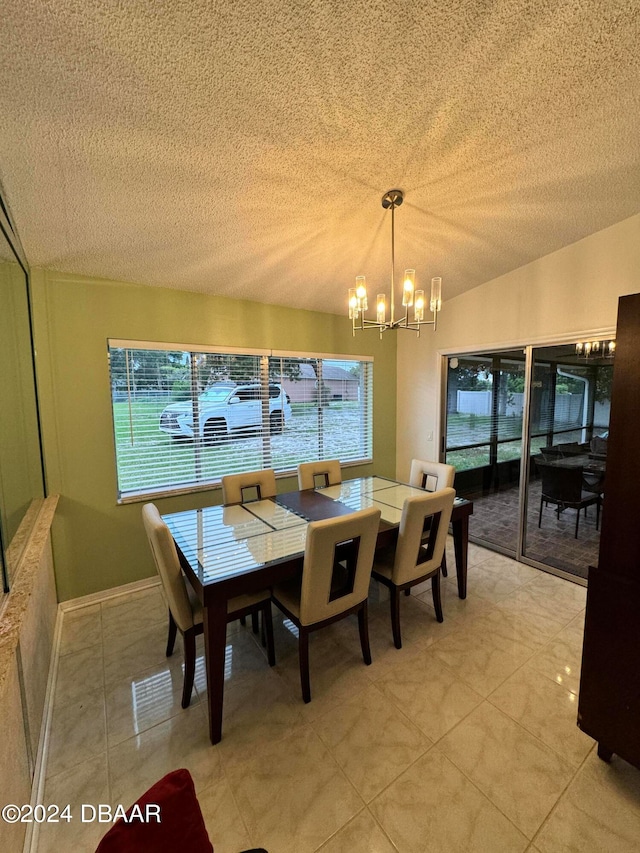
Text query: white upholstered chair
221 468 277 505
142 503 275 707
272 506 381 703
372 488 455 649
409 458 455 577
409 458 455 491
297 459 342 490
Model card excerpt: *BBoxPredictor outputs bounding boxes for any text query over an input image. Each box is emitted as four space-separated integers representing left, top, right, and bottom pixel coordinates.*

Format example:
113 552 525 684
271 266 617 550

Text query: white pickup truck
159 382 292 443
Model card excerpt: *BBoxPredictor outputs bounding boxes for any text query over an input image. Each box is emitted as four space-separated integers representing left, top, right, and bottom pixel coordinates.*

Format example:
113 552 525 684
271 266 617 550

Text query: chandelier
575 339 616 359
348 189 442 338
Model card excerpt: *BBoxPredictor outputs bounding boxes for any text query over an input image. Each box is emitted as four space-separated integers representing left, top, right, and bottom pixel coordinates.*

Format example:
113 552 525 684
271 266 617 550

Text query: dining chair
297 459 342 490
271 506 381 703
408 458 455 577
409 458 455 492
221 468 277 505
536 461 601 538
372 488 455 649
221 468 277 632
142 503 275 708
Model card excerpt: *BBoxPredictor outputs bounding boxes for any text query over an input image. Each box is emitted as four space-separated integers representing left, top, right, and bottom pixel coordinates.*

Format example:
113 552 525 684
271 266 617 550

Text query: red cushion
95 768 213 853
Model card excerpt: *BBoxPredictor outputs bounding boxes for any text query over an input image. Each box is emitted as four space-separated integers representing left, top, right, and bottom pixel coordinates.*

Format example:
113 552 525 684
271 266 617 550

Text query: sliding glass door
444 349 526 556
522 343 612 579
443 341 613 580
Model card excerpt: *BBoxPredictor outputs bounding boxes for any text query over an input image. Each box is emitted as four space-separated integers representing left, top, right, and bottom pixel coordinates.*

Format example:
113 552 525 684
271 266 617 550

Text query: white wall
396 213 640 481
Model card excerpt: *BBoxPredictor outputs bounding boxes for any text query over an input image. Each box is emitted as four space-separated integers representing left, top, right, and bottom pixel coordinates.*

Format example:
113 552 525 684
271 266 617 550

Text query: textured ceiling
1 1 639 315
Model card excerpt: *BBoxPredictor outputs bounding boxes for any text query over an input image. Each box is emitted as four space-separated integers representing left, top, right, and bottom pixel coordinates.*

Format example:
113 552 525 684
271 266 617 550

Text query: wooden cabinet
577 292 640 768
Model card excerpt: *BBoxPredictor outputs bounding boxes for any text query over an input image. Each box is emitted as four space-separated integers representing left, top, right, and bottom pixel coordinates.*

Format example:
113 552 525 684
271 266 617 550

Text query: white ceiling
1 1 639 315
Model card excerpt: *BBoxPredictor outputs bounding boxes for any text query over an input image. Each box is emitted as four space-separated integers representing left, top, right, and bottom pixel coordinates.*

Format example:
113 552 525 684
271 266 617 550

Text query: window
108 341 373 501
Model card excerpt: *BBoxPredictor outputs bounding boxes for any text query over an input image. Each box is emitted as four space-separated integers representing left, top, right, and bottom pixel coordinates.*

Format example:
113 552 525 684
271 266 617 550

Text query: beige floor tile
54 643 105 707
197 778 253 853
375 651 483 742
108 703 220 808
488 666 594 766
370 747 528 853
36 755 110 853
368 592 459 651
465 606 566 652
419 583 497 623
101 586 167 640
105 655 197 746
103 621 171 686
472 555 541 584
528 573 587 611
214 669 305 770
46 688 107 778
224 725 364 853
494 599 569 644
527 635 583 695
495 584 582 627
59 604 103 656
438 702 575 839
275 636 373 721
457 541 496 569
428 622 535 697
535 751 640 852
318 808 397 853
311 684 429 802
454 564 532 603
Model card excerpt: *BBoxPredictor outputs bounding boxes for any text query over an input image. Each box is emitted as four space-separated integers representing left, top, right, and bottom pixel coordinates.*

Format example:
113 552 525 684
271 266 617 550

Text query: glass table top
162 476 467 586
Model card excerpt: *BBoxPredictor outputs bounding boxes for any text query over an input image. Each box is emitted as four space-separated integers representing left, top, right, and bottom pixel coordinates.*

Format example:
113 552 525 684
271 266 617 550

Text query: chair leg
441 551 448 578
431 572 444 623
357 601 372 665
538 497 543 528
166 611 177 657
596 498 601 530
239 615 247 626
251 611 259 634
404 588 411 596
299 629 311 703
182 629 196 709
390 586 402 649
575 508 580 539
262 603 276 667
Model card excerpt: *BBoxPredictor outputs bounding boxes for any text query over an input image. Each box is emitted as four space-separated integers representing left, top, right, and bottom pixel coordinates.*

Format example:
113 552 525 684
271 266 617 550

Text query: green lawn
112 400 369 494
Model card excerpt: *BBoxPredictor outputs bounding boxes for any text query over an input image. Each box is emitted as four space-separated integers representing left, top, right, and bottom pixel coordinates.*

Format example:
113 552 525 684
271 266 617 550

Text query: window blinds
108 343 373 500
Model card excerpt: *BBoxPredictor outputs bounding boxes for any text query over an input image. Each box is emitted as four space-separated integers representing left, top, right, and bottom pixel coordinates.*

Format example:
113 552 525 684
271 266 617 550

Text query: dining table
162 475 473 744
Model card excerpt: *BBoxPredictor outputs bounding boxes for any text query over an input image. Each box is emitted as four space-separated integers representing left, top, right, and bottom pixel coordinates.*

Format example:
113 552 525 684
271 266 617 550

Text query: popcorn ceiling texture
0 0 639 314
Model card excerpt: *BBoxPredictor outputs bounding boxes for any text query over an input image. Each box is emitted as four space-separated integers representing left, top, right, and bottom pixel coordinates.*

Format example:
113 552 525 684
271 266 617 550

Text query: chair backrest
297 459 342 490
409 458 455 492
142 503 194 633
221 468 276 504
392 488 455 585
537 462 584 503
298 506 381 626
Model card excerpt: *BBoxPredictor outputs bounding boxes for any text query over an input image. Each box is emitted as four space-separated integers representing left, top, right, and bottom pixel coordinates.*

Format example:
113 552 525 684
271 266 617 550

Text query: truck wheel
270 411 284 435
204 419 227 446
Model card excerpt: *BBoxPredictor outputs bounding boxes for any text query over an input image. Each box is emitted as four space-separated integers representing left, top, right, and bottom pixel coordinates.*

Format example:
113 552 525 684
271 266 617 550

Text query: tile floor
35 540 640 853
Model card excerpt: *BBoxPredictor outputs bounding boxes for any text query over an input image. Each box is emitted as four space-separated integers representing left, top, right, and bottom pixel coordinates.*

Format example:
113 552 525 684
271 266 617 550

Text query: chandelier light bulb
376 294 386 325
430 277 442 313
402 269 415 307
414 290 425 322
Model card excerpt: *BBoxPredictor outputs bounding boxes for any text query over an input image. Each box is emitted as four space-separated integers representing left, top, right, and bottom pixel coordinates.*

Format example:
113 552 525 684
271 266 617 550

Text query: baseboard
59 575 161 614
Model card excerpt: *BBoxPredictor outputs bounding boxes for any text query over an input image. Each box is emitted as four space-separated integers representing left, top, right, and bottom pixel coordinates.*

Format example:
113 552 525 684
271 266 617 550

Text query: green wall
30 270 397 601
